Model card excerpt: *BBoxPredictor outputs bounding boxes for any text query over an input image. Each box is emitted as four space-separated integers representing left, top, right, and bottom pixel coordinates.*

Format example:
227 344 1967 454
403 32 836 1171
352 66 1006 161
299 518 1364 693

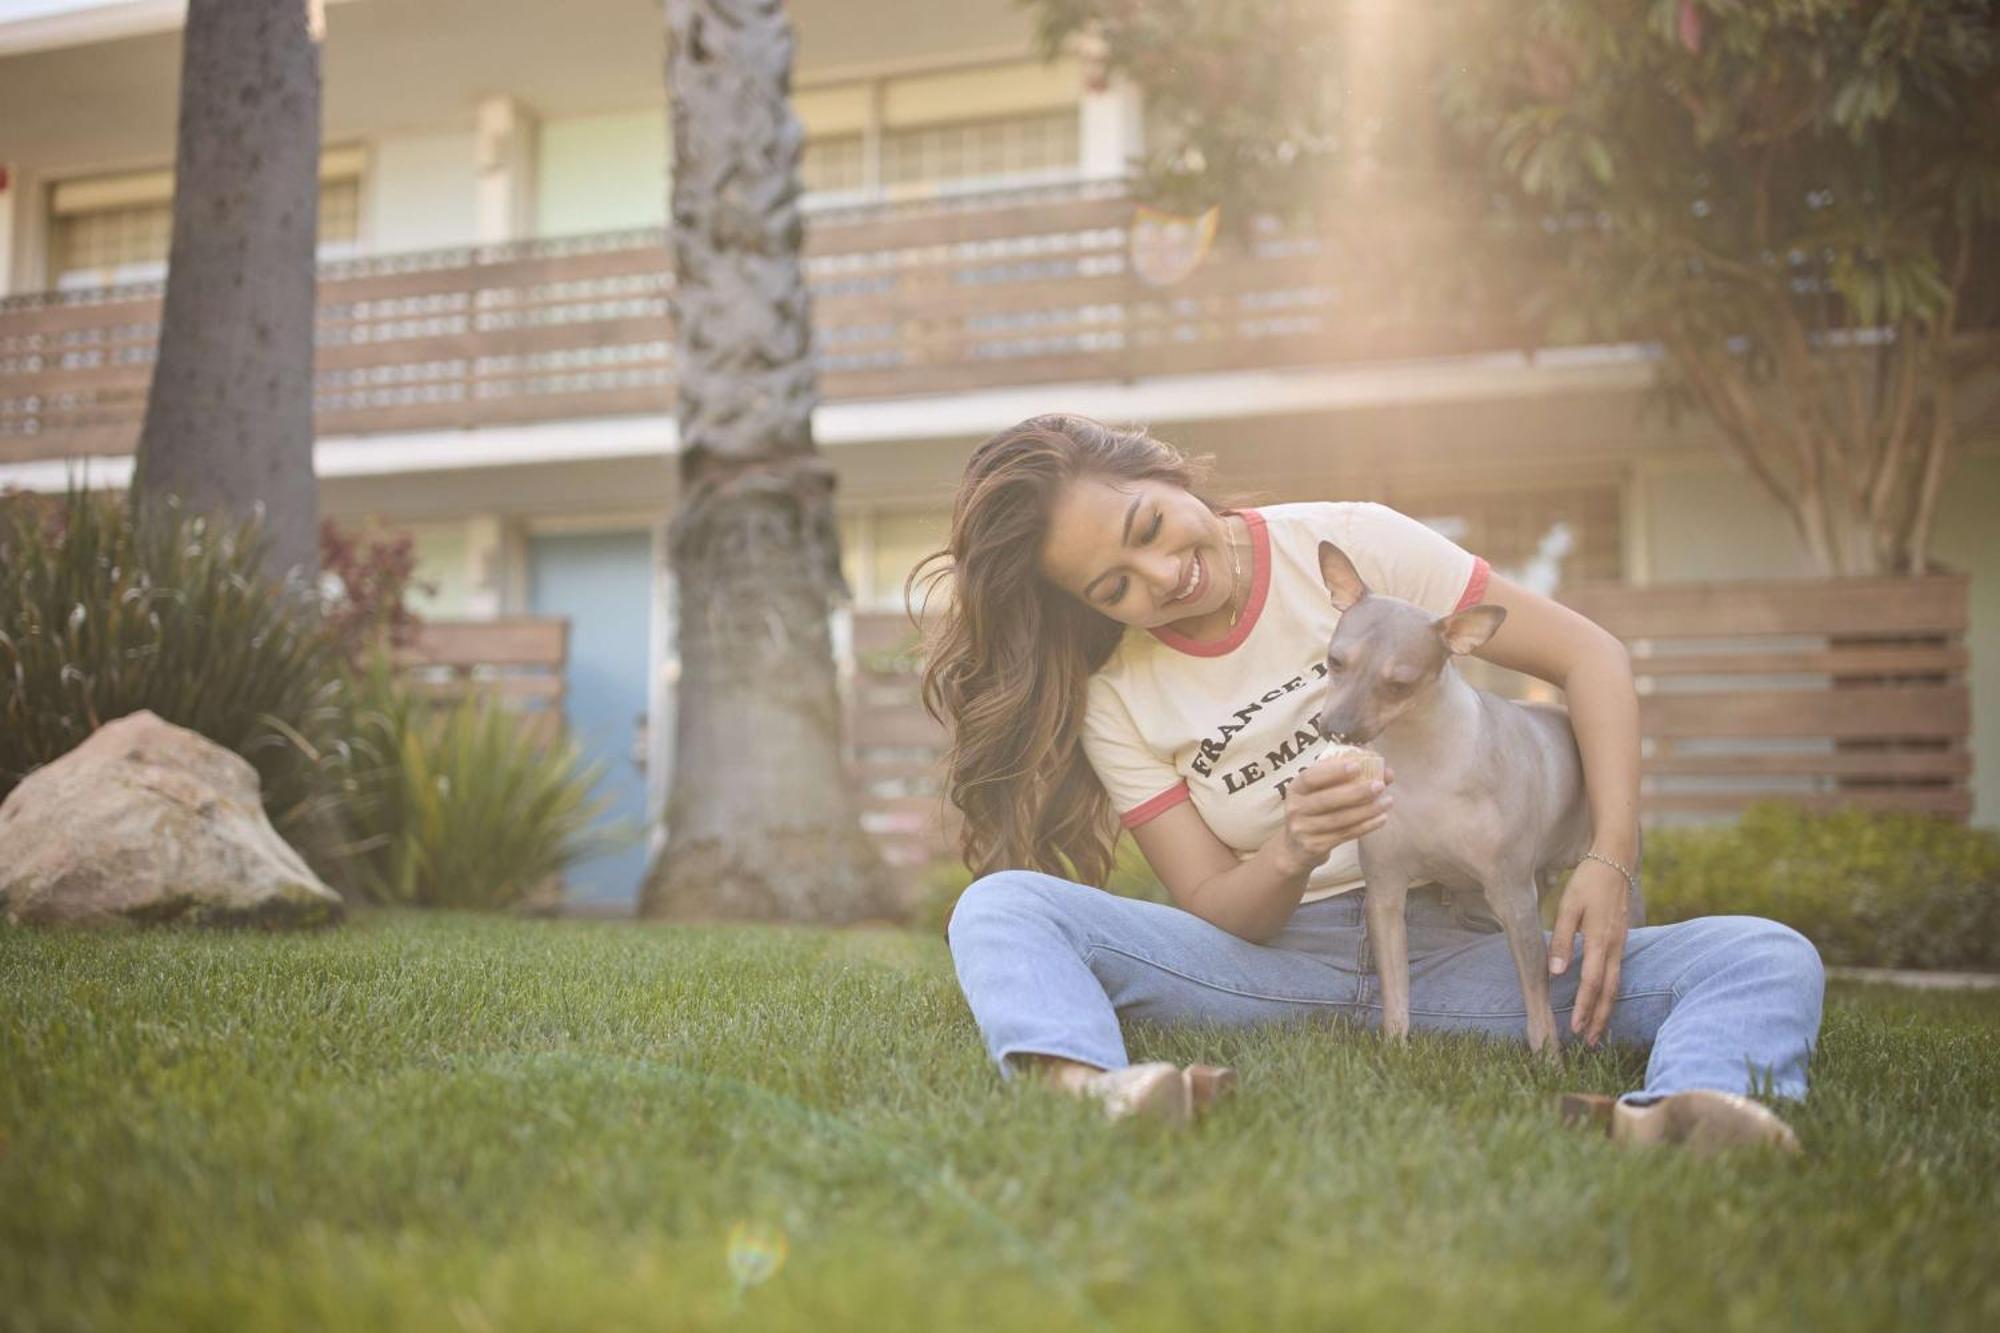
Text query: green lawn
3 914 1996 1332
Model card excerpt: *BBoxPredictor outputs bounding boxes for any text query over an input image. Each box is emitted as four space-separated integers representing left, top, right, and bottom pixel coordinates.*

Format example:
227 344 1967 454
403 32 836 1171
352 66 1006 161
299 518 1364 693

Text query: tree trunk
129 0 322 585
639 0 899 924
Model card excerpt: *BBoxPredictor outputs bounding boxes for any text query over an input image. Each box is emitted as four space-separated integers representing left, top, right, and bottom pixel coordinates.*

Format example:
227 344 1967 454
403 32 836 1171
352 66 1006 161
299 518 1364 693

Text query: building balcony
0 179 1549 468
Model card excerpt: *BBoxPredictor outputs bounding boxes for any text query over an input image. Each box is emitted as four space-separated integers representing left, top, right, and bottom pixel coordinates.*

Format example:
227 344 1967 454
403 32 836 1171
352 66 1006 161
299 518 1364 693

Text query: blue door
528 529 654 906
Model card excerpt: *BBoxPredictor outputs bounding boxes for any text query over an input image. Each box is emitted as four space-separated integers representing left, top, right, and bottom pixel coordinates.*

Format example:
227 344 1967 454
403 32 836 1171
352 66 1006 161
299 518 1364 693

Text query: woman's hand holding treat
1274 745 1393 876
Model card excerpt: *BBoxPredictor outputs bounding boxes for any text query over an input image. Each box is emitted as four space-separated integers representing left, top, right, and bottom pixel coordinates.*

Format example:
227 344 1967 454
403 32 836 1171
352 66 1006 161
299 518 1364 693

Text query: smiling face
1036 475 1239 632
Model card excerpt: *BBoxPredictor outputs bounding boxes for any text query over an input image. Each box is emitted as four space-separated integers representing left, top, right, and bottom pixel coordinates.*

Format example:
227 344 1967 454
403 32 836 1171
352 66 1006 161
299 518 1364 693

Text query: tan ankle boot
1185 1064 1238 1114
1073 1062 1239 1124
1559 1090 1802 1156
1077 1061 1192 1124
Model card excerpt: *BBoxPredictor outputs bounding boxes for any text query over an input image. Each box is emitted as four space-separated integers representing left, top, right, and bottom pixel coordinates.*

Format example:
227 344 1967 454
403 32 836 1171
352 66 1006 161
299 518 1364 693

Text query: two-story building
4 0 1994 905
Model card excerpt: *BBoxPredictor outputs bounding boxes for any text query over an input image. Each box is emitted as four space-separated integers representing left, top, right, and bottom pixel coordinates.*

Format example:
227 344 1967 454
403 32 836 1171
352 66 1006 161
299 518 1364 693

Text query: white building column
646 521 678 864
474 96 539 243
1624 461 1655 586
1079 76 1143 182
462 514 506 617
0 164 25 296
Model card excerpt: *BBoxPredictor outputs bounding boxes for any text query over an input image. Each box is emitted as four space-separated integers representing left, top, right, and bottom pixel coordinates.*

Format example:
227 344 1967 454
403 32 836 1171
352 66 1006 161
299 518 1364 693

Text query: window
51 202 174 287
870 509 951 609
839 507 953 612
1378 484 1624 703
317 175 363 258
795 64 1084 205
802 133 868 196
1391 485 1625 586
48 151 365 290
879 109 1079 191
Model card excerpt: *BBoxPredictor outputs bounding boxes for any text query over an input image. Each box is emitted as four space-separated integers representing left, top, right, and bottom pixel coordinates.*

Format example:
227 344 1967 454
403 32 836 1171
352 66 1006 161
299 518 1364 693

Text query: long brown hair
906 414 1231 886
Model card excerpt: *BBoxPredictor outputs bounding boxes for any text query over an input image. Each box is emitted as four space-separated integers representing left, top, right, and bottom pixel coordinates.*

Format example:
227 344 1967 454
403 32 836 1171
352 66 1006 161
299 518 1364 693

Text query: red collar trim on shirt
1148 508 1270 658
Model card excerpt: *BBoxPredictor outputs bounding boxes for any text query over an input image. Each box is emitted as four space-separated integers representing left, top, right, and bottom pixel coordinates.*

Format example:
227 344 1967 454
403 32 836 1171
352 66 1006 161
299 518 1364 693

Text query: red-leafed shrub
318 519 438 664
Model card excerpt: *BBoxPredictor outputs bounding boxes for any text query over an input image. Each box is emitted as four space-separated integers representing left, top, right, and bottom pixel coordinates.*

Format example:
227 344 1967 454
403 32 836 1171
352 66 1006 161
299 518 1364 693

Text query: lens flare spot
726 1219 789 1291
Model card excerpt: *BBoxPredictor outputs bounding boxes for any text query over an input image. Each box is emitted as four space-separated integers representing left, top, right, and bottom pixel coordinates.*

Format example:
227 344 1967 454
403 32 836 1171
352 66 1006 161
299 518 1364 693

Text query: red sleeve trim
1119 782 1191 830
1454 556 1491 612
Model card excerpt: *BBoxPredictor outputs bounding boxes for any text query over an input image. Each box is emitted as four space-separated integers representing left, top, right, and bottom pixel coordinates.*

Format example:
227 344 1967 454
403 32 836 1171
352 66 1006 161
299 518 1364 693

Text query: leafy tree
1028 0 2000 574
639 0 900 923
129 0 323 583
1444 0 1999 575
1029 0 1349 224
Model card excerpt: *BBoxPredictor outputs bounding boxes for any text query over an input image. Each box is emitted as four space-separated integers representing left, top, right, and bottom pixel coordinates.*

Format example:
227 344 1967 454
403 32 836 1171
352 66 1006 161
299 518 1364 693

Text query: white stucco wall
528 60 1087 241
406 523 475 617
327 516 478 618
1635 451 2000 827
535 109 670 238
1928 453 2000 829
365 130 479 253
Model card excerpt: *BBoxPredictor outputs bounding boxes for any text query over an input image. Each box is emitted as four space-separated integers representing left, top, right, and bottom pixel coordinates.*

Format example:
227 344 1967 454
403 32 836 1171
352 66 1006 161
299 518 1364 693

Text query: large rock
0 710 343 928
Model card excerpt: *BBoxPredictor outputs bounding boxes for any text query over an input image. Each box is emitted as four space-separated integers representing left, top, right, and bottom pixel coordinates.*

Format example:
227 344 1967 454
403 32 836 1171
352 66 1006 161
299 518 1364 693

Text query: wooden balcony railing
0 180 1528 466
394 617 570 746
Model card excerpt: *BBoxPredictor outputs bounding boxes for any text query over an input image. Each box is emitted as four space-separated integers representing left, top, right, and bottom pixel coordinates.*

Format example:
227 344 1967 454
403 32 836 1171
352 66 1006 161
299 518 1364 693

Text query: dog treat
1315 742 1384 785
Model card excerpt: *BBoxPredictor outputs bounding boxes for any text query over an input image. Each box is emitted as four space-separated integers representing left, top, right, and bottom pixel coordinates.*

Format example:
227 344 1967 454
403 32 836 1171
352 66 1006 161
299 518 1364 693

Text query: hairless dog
1309 542 1641 1057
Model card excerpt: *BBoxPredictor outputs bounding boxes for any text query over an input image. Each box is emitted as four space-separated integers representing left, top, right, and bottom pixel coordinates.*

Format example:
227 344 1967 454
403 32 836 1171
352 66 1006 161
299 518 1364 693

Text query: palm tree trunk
129 0 322 584
640 0 898 923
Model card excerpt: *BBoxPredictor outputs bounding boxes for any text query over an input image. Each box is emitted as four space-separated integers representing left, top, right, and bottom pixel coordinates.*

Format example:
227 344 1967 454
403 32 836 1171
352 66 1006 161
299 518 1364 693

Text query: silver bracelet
1580 849 1640 893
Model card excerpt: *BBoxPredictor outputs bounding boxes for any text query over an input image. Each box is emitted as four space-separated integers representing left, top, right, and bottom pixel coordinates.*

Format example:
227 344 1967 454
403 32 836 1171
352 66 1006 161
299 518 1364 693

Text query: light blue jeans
946 871 1826 1104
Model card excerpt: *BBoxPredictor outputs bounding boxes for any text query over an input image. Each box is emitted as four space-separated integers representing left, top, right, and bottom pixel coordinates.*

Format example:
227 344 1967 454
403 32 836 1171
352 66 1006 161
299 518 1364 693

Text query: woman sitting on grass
913 414 1825 1149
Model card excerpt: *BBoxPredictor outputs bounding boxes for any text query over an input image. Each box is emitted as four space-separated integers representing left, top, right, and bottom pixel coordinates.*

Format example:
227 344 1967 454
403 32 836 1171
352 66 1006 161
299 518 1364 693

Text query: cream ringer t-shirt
1079 501 1491 903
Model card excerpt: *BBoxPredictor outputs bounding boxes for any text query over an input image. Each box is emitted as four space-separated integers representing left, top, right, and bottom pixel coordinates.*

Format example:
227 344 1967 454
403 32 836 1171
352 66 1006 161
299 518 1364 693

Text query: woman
912 414 1824 1147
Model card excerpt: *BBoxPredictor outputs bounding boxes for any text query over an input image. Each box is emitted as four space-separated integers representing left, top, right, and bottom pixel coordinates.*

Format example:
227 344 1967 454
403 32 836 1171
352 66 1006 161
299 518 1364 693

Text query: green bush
1643 804 2000 972
1 487 628 912
911 802 2000 973
337 652 634 910
0 487 353 879
912 832 1171 937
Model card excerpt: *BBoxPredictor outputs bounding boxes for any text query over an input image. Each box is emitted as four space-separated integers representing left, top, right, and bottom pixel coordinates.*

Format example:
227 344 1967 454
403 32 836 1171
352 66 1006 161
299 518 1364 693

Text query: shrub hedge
338 652 630 910
0 487 353 879
914 803 2000 972
912 834 1170 938
1643 803 2000 972
1 487 620 911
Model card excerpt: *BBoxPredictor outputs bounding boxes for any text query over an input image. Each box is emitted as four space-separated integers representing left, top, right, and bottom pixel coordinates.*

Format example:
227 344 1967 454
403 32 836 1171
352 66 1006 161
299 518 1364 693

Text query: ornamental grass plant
1 485 624 909
337 651 633 910
0 485 354 878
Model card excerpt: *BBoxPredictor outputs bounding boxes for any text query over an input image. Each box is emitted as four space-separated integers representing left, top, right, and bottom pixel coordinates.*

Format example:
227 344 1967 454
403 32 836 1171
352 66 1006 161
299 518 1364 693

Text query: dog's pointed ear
1438 604 1506 655
1318 541 1369 611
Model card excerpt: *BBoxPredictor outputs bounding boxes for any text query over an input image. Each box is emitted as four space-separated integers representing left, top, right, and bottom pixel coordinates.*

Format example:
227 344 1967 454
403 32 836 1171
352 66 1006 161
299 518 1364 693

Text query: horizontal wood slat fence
844 574 1976 868
390 574 1974 879
1558 574 1974 820
0 181 1530 464
392 617 570 744
845 611 956 869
